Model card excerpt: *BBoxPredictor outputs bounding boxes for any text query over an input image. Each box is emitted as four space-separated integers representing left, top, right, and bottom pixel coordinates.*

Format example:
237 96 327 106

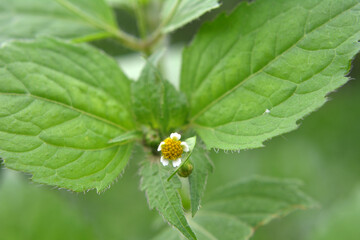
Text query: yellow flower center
161 138 183 160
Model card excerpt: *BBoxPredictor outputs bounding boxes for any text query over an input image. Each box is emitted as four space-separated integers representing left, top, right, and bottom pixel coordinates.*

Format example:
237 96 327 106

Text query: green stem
167 150 193 181
57 0 143 51
179 178 191 211
71 32 113 43
56 0 169 54
161 0 182 27
134 0 148 39
136 0 182 55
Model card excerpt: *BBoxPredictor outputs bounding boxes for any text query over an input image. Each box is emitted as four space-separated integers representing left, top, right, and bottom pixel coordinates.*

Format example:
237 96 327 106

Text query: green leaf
189 214 253 240
132 53 188 133
105 0 131 6
309 187 360 240
185 136 197 152
106 0 148 8
109 130 142 144
56 0 117 28
0 38 134 192
140 160 197 240
154 177 316 240
162 0 220 33
0 0 105 44
181 0 360 150
202 177 316 228
152 228 182 240
189 146 213 217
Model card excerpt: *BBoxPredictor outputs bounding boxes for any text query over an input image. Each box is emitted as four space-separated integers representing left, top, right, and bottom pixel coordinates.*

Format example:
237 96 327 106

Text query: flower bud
144 129 161 149
177 161 193 178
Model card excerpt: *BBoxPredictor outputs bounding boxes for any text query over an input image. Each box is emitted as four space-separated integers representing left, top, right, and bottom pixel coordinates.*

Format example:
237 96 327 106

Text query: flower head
157 132 189 167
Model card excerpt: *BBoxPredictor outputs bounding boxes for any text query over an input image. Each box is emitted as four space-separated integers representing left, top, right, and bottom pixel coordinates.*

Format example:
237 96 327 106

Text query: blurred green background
1 1 360 239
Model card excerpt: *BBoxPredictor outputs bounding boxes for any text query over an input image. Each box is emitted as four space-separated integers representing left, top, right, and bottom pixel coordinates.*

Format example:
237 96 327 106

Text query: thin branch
134 0 148 39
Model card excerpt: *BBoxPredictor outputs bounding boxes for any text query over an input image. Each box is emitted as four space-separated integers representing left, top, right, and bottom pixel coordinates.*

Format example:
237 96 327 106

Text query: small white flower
264 109 271 114
172 158 182 167
160 156 169 166
181 142 189 152
157 141 165 151
158 132 189 167
170 132 181 141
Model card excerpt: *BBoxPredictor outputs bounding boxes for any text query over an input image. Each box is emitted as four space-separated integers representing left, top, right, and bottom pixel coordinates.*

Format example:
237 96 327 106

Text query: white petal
181 142 190 152
157 142 165 151
170 132 181 141
264 109 271 114
172 158 182 167
160 156 169 166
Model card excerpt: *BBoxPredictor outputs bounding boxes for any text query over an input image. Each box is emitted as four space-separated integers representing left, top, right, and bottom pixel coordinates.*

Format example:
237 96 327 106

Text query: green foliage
161 0 220 33
132 53 188 134
181 0 360 150
185 136 197 151
206 79 360 240
56 0 118 29
153 229 182 240
109 130 142 143
0 171 96 240
0 0 359 239
140 160 196 240
154 177 316 240
309 187 360 240
189 146 213 216
105 0 129 6
203 177 316 228
105 0 147 8
0 0 103 44
0 38 134 192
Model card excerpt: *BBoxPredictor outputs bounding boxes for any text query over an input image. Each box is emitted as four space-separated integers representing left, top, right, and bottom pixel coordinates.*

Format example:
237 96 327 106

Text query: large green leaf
202 177 316 228
56 0 118 30
106 0 128 5
106 0 147 8
132 53 188 134
0 38 134 192
140 160 197 240
181 0 360 150
162 0 220 33
109 130 142 144
154 177 316 240
189 146 213 217
0 0 110 44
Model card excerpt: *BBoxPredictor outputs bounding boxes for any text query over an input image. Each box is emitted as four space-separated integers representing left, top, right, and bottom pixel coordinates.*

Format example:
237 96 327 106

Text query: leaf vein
191 1 359 121
0 92 128 131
